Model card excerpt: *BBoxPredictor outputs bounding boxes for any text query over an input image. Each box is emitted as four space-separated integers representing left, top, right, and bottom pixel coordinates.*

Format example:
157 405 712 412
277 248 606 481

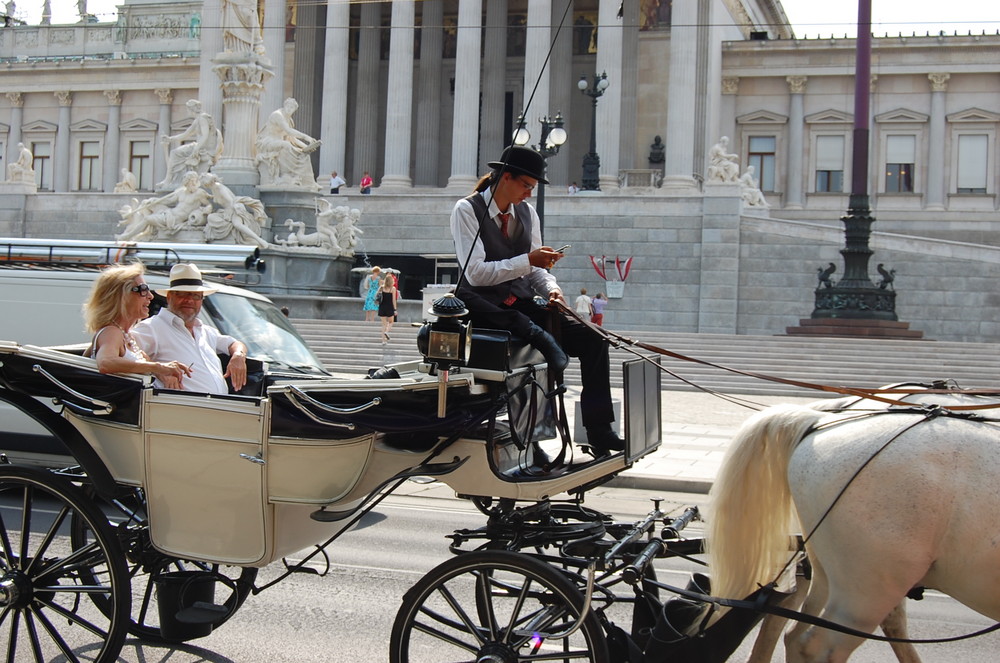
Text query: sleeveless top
456 193 536 306
87 326 143 361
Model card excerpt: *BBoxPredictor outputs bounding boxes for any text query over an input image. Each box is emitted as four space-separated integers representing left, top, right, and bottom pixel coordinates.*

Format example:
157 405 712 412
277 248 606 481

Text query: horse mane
706 404 826 605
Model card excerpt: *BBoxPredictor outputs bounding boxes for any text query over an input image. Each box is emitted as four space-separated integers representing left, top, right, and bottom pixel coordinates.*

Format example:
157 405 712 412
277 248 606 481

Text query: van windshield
200 294 328 375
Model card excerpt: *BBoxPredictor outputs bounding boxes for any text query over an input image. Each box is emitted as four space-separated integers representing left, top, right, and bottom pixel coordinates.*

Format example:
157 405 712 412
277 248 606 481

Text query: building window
747 136 776 191
78 141 101 191
31 142 52 191
129 140 152 191
956 134 988 194
885 135 915 193
815 135 845 192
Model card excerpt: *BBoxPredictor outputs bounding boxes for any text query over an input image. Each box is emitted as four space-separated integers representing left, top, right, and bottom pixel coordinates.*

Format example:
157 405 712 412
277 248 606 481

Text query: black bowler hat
488 146 549 184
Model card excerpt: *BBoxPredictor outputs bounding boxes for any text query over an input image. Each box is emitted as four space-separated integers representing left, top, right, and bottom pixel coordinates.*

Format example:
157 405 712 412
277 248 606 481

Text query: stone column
260 0 286 122
319 0 350 181
926 72 949 210
352 1 381 186
523 0 551 122
785 75 806 209
54 91 72 193
6 93 23 169
662 0 698 192
382 0 416 189
448 0 483 190
153 88 172 189
290 0 321 143
103 90 122 193
197 0 225 123
617 0 639 174
480 0 508 172
213 55 272 191
719 77 738 144
415 0 443 186
595 0 623 191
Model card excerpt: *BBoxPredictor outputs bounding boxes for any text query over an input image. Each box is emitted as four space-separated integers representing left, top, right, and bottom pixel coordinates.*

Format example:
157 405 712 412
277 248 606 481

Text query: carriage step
175 601 230 625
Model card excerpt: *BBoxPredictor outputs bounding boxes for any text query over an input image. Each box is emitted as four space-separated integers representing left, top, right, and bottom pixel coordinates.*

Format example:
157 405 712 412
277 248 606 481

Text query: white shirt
574 294 593 315
132 308 237 394
450 190 558 296
330 174 346 189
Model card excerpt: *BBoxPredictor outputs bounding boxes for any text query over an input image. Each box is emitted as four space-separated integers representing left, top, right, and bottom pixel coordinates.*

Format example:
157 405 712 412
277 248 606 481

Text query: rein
552 301 1000 412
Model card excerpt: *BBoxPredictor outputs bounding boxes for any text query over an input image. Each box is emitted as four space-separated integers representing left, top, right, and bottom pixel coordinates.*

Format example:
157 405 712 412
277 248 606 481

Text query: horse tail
706 404 825 604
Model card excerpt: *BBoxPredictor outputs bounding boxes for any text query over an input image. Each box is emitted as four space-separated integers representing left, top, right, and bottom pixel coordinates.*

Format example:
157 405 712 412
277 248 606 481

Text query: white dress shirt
450 190 558 295
132 308 237 394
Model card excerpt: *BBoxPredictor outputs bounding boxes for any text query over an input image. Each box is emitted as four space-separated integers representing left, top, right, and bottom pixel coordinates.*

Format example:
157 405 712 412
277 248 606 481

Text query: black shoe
526 324 569 373
585 427 625 456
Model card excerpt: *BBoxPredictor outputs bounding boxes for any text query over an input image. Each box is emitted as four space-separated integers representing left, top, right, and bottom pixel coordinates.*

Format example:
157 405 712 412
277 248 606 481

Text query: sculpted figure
707 136 740 183
114 168 138 193
739 165 769 208
116 171 212 242
333 206 364 256
158 99 223 190
6 143 34 184
222 0 265 56
256 98 321 189
201 174 270 248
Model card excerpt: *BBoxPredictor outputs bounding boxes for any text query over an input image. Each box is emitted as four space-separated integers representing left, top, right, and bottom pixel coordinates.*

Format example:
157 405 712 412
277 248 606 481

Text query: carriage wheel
70 486 258 643
0 465 129 663
389 550 609 663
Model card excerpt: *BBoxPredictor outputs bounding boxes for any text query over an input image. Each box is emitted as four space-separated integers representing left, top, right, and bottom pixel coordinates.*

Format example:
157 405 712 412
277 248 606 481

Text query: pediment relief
737 110 788 125
947 108 1000 124
169 119 194 133
805 109 853 124
71 119 108 133
874 108 928 124
120 118 159 132
22 120 58 133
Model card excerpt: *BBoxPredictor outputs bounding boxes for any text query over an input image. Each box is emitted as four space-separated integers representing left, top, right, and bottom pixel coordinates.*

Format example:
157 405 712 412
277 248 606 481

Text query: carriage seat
465 328 545 374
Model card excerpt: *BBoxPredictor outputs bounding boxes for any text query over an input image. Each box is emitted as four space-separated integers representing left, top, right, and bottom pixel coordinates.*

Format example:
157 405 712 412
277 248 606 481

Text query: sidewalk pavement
561 388 824 494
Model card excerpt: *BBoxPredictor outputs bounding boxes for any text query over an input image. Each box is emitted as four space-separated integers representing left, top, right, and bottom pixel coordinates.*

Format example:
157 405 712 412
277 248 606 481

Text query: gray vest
457 193 535 305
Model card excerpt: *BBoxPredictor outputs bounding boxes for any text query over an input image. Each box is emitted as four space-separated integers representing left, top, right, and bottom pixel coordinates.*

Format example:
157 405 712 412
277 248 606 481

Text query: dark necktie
498 212 510 239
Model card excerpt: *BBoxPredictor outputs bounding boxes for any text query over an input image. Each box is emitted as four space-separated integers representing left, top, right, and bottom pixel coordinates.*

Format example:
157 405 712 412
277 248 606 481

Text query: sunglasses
129 283 151 295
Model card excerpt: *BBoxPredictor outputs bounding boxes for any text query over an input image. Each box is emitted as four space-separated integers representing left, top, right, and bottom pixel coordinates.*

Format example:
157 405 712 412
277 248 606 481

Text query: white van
0 264 329 465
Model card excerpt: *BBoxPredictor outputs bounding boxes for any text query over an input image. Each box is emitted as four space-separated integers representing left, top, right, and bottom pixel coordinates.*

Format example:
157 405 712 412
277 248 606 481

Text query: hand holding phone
555 244 572 253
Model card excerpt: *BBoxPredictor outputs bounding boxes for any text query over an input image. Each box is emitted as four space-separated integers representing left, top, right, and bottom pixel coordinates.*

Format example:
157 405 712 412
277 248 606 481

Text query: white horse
707 389 1000 662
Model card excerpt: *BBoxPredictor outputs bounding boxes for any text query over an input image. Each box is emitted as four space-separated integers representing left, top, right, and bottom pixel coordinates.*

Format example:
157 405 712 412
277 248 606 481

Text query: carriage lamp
417 293 471 417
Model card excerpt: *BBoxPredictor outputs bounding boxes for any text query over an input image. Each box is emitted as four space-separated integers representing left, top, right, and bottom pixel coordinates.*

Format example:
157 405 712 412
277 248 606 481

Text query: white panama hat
156 263 218 296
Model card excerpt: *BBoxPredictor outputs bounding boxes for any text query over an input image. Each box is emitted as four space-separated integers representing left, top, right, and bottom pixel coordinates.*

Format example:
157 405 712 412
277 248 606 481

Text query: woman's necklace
113 321 144 357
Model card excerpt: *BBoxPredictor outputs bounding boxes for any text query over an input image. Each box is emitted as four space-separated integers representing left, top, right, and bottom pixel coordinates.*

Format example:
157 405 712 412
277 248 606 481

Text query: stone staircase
290 318 1000 398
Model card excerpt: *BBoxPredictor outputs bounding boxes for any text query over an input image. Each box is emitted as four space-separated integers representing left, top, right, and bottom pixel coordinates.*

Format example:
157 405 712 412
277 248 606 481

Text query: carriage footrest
175 601 229 625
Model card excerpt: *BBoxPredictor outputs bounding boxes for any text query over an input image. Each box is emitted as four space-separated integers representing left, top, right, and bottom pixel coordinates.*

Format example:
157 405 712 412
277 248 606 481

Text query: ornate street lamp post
512 111 567 239
577 72 609 191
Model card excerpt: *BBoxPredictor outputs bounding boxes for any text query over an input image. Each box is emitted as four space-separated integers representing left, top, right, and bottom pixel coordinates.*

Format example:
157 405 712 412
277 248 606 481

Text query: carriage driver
132 263 249 394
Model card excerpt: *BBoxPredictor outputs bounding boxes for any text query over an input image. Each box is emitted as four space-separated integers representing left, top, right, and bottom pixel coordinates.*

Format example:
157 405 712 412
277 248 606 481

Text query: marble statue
707 136 740 183
117 171 212 242
113 168 138 193
222 0 265 56
40 0 50 25
739 166 769 208
276 200 363 256
6 143 34 184
333 205 364 256
201 174 270 248
256 98 321 189
158 99 223 190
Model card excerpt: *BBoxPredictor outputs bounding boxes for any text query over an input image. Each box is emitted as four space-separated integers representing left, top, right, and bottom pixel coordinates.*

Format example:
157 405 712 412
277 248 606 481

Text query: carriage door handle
240 452 266 465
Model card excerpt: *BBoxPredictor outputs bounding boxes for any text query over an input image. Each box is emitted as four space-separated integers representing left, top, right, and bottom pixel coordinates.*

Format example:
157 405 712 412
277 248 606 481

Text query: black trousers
461 292 614 429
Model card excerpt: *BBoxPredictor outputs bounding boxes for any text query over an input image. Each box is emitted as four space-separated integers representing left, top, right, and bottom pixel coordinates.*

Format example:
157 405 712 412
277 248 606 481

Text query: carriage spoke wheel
0 466 129 663
390 550 608 663
70 486 258 643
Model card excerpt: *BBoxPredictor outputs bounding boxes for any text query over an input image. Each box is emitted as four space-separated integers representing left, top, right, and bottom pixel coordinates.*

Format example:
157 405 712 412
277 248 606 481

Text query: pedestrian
360 171 373 195
574 288 593 319
450 145 623 457
329 170 346 194
567 181 579 195
378 273 397 343
591 292 606 326
361 266 381 322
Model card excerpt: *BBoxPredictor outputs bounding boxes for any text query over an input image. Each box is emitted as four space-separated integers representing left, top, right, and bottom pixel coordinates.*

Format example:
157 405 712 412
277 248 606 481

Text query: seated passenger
82 263 191 388
132 263 248 394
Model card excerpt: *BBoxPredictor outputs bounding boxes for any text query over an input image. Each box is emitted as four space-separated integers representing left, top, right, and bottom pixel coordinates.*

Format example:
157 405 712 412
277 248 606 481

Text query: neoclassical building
0 1 998 341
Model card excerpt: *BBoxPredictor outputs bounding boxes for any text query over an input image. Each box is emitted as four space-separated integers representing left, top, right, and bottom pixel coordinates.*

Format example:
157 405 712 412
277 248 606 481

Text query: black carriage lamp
578 72 609 191
512 111 567 237
417 293 472 418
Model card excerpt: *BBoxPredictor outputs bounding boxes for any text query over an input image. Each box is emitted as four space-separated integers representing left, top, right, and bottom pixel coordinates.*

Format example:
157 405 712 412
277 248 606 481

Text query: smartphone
555 244 572 253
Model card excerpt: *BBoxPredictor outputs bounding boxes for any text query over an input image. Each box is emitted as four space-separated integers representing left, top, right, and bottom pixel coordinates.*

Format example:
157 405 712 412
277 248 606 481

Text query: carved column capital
103 89 122 106
721 77 740 95
786 76 807 94
5 92 23 107
155 88 173 105
928 72 950 92
55 90 73 107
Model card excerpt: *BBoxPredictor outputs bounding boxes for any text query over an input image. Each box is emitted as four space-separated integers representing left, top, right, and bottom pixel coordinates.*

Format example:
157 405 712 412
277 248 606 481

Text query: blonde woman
377 273 397 343
82 263 190 388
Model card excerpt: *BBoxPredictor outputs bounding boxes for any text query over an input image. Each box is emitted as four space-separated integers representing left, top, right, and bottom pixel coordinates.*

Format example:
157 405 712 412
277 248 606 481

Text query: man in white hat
132 263 248 394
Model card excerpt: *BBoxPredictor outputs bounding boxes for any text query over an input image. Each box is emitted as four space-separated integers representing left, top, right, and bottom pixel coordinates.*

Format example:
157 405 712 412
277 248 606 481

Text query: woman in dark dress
378 274 397 343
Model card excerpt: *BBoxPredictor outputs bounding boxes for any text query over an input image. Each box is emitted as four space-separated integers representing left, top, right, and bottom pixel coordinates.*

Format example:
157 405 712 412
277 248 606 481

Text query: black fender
0 388 121 499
